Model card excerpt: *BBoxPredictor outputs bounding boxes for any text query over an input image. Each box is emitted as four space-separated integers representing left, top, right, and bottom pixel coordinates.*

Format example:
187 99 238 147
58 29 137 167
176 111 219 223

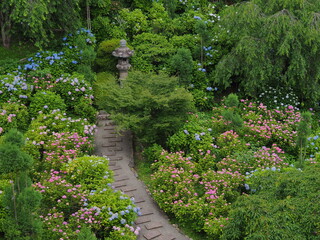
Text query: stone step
143 230 161 240
102 142 116 147
109 138 123 143
125 192 135 198
109 156 123 161
103 134 118 138
113 182 127 188
106 146 123 151
105 151 116 156
140 209 153 217
145 222 163 230
132 196 145 204
120 186 137 193
154 235 176 240
108 161 117 166
114 176 130 182
110 165 122 171
135 216 151 225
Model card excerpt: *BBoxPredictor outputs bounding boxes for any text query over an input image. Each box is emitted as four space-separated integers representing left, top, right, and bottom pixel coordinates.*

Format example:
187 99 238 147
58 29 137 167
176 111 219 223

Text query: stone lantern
112 39 134 81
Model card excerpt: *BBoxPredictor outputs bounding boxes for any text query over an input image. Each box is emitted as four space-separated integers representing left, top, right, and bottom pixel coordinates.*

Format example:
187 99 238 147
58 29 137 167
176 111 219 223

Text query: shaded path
94 111 190 240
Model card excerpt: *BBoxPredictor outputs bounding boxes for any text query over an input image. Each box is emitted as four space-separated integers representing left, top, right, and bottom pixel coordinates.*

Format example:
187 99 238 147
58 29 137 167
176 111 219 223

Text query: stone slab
132 196 145 204
103 134 118 138
110 166 122 171
109 138 123 143
143 230 161 240
121 186 137 193
114 182 127 188
114 176 130 182
145 222 163 230
109 156 123 161
104 123 115 127
125 192 135 198
154 235 176 240
135 216 151 225
140 209 154 217
102 142 116 147
107 146 123 151
108 161 116 166
105 151 116 156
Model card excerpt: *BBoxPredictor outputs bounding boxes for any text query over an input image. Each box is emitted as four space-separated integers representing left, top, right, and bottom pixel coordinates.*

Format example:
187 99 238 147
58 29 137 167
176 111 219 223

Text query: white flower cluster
258 86 300 110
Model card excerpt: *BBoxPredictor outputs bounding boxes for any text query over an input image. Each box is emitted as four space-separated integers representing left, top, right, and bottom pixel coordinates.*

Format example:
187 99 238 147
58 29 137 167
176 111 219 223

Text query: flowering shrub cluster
0 29 97 137
20 28 96 78
149 150 244 236
0 75 31 104
149 97 308 238
241 100 301 152
0 29 140 239
258 86 300 110
33 156 140 240
24 109 95 160
0 102 29 132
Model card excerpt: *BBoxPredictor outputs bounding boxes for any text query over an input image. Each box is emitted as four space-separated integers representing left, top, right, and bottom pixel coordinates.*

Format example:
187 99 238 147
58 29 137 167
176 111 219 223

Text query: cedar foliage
214 0 320 105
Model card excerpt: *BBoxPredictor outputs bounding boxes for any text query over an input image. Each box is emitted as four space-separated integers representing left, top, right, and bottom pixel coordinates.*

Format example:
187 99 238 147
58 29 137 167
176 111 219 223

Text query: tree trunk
1 21 11 48
86 0 91 30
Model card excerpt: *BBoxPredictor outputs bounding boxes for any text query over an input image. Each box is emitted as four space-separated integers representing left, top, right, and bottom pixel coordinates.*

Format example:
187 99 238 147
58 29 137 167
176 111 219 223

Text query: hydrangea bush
149 97 307 238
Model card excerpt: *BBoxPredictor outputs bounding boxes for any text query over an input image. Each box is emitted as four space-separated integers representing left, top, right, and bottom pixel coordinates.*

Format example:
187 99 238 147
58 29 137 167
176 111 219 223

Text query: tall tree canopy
0 0 80 48
214 0 320 105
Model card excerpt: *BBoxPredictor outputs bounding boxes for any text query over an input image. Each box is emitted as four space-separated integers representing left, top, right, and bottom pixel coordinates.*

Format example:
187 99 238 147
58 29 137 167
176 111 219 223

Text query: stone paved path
94 111 190 240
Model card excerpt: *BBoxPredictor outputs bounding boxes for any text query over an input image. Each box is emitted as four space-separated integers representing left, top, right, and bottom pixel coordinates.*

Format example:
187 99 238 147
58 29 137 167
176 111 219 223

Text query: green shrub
221 165 320 239
63 156 113 190
224 93 239 108
73 97 97 123
95 39 121 73
169 48 193 86
118 8 149 39
77 227 97 240
0 132 33 174
29 91 66 120
97 71 195 146
0 102 30 134
142 144 163 164
131 33 174 72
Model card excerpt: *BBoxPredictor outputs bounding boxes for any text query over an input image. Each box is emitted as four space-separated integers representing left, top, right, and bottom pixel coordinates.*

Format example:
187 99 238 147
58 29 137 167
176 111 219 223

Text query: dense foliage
221 165 320 239
2 0 320 239
0 29 140 239
145 95 320 238
214 0 320 106
95 71 195 146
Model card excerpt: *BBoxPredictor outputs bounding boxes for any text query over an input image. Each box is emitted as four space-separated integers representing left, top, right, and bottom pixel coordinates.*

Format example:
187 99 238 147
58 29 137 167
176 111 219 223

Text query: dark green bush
221 165 320 239
96 71 195 146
